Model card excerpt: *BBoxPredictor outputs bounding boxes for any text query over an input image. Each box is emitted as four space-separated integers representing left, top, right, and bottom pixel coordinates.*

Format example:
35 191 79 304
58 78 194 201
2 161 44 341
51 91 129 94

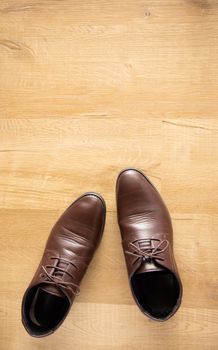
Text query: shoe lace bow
125 239 169 266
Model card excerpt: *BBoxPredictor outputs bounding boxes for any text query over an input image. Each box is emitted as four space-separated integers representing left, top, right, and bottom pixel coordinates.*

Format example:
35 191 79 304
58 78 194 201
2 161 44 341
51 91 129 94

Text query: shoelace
41 256 81 296
125 239 169 266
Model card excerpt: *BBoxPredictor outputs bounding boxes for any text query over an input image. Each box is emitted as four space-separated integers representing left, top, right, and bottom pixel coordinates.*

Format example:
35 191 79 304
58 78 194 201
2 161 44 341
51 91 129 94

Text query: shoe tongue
136 260 165 274
40 259 68 298
40 284 65 298
134 240 165 274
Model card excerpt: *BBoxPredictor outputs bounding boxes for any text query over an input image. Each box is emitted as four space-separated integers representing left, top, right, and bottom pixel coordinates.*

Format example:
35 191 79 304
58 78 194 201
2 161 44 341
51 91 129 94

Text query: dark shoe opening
22 285 70 336
131 270 180 320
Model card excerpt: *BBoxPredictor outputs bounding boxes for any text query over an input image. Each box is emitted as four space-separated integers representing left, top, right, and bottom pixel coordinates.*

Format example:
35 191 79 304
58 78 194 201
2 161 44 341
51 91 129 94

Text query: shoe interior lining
131 269 180 319
23 285 69 336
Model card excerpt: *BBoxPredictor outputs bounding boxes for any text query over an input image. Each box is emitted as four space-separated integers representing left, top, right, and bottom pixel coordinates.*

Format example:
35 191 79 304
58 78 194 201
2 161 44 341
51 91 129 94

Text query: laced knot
40 256 81 296
125 239 169 266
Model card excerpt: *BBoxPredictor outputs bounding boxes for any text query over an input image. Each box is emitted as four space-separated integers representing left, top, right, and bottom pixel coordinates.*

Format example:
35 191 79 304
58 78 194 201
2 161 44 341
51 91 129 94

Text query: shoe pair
22 169 182 337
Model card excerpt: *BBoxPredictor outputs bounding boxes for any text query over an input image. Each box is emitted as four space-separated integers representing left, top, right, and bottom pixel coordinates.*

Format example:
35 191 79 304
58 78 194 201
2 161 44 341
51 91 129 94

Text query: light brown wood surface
0 1 218 349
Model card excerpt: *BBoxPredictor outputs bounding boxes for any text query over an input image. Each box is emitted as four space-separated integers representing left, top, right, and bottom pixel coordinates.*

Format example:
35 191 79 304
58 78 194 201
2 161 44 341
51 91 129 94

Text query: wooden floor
1 1 218 349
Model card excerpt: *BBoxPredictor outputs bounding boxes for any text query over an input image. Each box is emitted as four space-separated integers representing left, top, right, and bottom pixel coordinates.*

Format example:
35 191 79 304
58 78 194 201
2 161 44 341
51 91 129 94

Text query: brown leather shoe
22 193 106 337
116 169 182 321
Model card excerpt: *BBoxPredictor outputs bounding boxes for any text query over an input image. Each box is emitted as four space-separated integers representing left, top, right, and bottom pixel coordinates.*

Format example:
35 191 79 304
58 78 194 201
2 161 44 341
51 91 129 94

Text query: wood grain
0 1 218 349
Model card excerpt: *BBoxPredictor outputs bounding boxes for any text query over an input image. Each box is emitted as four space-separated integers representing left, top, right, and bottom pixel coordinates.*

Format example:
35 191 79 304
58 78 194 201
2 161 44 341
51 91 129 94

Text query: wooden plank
162 118 218 214
0 117 161 210
0 1 218 118
1 301 218 350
